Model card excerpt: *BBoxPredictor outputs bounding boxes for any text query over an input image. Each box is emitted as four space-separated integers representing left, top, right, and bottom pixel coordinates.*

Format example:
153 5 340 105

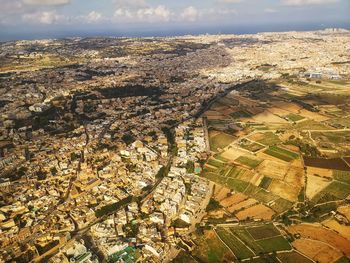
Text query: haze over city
0 0 349 40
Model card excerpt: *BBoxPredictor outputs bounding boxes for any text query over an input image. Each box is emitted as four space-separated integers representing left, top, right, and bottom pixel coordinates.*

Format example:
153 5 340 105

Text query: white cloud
114 8 133 19
137 5 170 22
217 0 241 3
264 8 278 13
282 0 338 6
22 11 66 24
1 0 22 9
201 7 237 20
0 0 23 14
85 11 102 23
113 0 146 9
22 0 70 5
114 5 171 23
180 6 198 22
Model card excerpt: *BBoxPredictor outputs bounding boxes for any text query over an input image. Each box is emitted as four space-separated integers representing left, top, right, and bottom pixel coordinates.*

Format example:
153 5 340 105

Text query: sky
0 0 349 41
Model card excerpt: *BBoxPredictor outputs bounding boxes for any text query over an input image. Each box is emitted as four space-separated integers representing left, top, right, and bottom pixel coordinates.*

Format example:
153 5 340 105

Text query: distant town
0 28 350 263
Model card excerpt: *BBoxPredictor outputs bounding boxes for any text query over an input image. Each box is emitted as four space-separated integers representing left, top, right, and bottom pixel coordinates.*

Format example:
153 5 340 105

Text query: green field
231 228 264 254
270 198 294 213
256 236 291 252
230 228 291 254
247 257 280 263
264 146 299 162
286 113 305 122
206 159 226 169
264 149 293 162
204 172 227 185
202 166 218 173
277 251 314 263
240 140 265 152
333 170 350 184
212 97 239 108
334 256 350 263
192 230 234 263
209 131 235 151
327 117 350 128
202 166 250 193
216 227 254 260
172 251 197 263
230 110 252 119
227 166 247 178
309 202 337 220
208 119 229 126
237 183 291 213
226 178 250 192
294 120 331 130
247 224 280 240
312 181 350 204
216 226 291 260
259 177 273 189
250 187 278 204
235 156 262 168
312 131 350 144
257 132 281 146
214 154 230 163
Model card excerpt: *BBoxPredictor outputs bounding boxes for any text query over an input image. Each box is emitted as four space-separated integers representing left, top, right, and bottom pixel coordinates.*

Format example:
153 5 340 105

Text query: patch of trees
97 85 163 99
286 138 320 157
121 134 135 145
206 198 222 212
161 127 177 155
95 196 133 218
186 161 194 174
172 219 190 228
37 169 47 181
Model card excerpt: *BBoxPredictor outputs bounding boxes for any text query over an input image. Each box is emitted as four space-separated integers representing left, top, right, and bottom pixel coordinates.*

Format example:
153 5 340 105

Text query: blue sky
0 0 349 40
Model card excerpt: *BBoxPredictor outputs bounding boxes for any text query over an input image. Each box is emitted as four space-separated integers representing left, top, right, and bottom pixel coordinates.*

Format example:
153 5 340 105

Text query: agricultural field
247 223 280 239
230 110 252 119
306 174 331 199
202 164 250 193
311 131 350 153
200 78 350 262
191 230 235 263
226 198 257 213
209 130 236 151
259 176 272 189
338 205 350 221
235 203 275 220
292 238 343 263
235 155 262 168
322 218 350 240
251 110 289 124
311 180 350 204
285 113 305 122
212 184 232 202
264 146 299 162
216 224 291 260
172 251 197 263
238 139 265 152
277 251 314 263
249 132 282 146
335 257 350 263
288 224 350 257
304 157 350 171
202 157 296 214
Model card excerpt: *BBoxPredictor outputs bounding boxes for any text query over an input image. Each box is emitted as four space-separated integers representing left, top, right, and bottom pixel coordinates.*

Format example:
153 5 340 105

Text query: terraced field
235 156 263 168
264 146 299 162
216 225 291 260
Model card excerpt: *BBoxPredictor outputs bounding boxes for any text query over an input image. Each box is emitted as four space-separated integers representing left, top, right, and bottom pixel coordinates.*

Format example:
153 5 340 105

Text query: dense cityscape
0 27 350 263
